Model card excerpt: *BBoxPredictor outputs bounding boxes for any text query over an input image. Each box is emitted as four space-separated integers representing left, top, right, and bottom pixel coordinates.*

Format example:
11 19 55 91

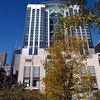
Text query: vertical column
79 26 86 54
28 8 33 49
79 26 83 40
38 9 41 49
30 56 34 90
64 9 66 17
84 25 90 52
32 9 37 54
75 26 78 39
68 8 70 16
30 64 33 90
47 10 50 47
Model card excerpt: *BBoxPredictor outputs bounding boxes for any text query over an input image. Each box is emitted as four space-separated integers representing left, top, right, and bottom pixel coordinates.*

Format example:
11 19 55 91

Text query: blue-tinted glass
23 8 31 47
34 9 39 48
69 8 73 16
30 41 33 46
88 39 93 48
24 41 28 46
30 9 35 47
74 10 77 15
29 48 33 55
34 47 38 55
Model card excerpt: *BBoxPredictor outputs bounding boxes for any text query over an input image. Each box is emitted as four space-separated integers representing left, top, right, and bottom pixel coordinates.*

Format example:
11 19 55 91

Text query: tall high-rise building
23 4 49 55
12 49 21 75
23 0 94 55
0 52 7 67
17 0 96 90
45 0 94 54
18 4 49 90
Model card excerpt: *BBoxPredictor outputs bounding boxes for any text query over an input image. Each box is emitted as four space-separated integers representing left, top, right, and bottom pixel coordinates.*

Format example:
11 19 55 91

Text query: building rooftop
43 0 67 4
27 4 45 8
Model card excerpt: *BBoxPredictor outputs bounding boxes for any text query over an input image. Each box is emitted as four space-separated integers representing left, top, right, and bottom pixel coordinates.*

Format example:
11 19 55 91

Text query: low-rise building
4 64 12 76
0 52 7 67
17 48 46 90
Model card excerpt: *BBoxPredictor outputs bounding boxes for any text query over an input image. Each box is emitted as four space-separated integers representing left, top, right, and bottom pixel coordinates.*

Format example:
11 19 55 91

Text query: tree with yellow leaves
44 36 93 100
44 0 100 100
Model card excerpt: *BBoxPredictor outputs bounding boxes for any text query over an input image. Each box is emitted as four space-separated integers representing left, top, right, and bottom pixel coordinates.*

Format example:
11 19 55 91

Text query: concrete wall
87 53 100 89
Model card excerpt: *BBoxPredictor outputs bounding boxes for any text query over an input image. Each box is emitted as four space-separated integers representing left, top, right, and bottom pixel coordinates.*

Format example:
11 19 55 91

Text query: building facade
95 41 100 53
16 0 97 90
17 4 49 90
4 64 12 76
12 49 22 75
23 4 49 55
0 52 7 67
86 53 100 89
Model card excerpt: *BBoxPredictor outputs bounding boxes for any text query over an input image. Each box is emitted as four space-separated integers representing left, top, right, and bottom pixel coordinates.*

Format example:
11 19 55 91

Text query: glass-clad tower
44 0 94 54
17 0 94 90
23 4 49 55
18 4 50 90
23 0 94 55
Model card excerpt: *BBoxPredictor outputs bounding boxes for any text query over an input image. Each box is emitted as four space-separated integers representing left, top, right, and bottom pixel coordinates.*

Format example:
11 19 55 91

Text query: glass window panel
69 8 73 16
34 47 38 55
29 48 33 55
24 66 31 78
33 67 40 78
33 80 37 87
87 66 96 76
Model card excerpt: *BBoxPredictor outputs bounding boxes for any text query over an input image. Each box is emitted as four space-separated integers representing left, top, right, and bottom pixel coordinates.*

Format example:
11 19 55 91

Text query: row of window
23 66 40 87
81 66 96 76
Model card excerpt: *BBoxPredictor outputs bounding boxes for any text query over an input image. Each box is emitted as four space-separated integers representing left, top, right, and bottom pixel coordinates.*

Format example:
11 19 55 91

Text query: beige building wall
17 48 47 90
16 47 100 90
87 53 100 89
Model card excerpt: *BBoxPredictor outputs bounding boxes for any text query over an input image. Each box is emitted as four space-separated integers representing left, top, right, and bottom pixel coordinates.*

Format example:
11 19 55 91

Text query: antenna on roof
15 40 17 49
15 40 21 50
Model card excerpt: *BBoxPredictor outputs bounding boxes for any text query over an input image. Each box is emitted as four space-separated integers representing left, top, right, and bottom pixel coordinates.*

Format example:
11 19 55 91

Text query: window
32 66 40 88
88 39 93 48
30 41 33 46
98 54 100 57
99 60 100 66
66 12 68 16
23 66 31 86
33 80 37 87
33 67 40 78
29 48 33 55
34 47 38 55
24 41 28 46
81 66 87 75
74 9 77 15
47 55 52 59
69 8 73 16
24 66 30 78
32 80 40 89
35 41 38 46
87 66 96 76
